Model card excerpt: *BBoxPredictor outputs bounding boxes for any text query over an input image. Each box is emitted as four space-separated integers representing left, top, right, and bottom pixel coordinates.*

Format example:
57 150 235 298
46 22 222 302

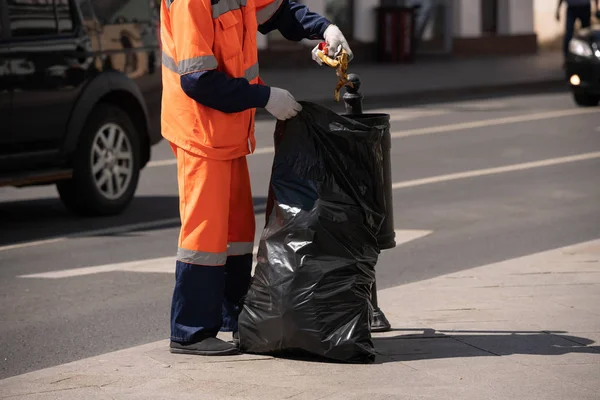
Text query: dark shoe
170 337 239 356
371 307 392 333
232 331 240 347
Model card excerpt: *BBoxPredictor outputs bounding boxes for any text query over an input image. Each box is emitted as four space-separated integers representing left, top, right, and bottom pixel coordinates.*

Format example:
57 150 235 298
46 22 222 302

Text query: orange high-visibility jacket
160 0 283 160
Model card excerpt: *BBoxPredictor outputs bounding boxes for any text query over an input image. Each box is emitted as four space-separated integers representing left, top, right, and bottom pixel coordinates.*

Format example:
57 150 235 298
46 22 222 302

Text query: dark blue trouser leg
170 261 225 344
221 254 253 332
565 7 576 59
577 5 591 28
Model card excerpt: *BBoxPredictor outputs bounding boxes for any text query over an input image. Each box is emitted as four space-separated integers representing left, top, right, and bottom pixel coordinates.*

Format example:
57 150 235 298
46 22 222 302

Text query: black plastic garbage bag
238 102 386 363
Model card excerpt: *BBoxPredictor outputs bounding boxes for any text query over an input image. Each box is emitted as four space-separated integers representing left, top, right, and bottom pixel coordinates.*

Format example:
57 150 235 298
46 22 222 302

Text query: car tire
573 92 600 107
57 103 141 216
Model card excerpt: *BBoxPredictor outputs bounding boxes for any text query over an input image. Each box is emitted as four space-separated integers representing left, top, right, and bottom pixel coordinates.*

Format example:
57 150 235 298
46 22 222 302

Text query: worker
556 0 599 60
160 0 353 356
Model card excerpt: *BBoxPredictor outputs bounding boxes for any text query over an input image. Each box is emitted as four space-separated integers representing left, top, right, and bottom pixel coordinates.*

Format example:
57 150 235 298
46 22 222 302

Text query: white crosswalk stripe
17 229 432 279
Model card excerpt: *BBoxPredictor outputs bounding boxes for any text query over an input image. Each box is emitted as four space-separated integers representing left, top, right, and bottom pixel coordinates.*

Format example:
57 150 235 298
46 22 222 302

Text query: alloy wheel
90 123 134 200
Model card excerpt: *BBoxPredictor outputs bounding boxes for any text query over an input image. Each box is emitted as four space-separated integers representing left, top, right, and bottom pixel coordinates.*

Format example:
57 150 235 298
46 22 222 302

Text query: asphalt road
1 91 599 379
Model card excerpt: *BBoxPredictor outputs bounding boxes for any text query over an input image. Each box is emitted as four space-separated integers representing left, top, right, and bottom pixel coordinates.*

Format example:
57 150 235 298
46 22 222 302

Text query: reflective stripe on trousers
177 242 254 266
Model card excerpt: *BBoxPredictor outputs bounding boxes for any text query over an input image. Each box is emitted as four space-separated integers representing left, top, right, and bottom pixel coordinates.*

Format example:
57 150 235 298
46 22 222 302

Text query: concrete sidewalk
2 239 599 399
260 51 566 109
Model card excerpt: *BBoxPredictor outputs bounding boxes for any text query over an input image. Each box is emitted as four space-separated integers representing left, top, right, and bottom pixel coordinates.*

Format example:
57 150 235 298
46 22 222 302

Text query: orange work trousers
170 144 255 266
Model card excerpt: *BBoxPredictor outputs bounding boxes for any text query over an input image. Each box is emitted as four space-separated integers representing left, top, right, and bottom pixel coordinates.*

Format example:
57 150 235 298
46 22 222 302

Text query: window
8 0 57 37
8 0 75 38
56 0 74 34
89 0 153 25
75 0 96 22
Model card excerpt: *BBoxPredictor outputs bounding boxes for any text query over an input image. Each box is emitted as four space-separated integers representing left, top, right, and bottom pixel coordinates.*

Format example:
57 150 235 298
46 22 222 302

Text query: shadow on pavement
372 328 600 364
239 328 598 365
0 195 268 247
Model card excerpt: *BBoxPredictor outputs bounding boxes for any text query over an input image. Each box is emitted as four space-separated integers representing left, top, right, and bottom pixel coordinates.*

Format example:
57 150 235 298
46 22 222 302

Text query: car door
8 0 92 161
0 0 11 155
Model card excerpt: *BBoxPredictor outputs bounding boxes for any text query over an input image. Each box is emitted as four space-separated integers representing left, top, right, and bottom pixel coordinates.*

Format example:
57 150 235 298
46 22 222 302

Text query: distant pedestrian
556 0 599 59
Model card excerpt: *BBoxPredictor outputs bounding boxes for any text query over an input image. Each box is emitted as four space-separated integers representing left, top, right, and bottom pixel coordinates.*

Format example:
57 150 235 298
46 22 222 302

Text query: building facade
258 0 538 66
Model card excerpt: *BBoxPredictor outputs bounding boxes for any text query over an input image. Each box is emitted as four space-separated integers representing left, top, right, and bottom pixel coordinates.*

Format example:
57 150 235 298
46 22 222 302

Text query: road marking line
388 229 432 247
379 109 451 121
5 151 599 253
0 237 66 252
145 159 177 167
0 218 181 253
18 256 176 278
391 152 600 190
390 108 600 139
17 229 431 279
147 108 600 166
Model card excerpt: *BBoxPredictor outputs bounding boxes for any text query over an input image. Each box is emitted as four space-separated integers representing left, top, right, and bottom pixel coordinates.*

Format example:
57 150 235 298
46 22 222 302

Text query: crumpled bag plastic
238 102 385 363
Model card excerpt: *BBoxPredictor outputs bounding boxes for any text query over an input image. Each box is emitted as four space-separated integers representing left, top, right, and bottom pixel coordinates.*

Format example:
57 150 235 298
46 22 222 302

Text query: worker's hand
265 87 302 120
322 24 353 62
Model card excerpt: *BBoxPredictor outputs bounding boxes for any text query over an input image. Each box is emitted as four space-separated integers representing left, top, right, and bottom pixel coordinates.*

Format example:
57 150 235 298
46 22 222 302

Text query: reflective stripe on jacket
160 0 283 160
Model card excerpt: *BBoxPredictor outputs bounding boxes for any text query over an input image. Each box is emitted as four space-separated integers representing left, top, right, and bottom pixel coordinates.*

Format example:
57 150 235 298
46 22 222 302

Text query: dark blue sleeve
258 0 331 42
180 71 271 114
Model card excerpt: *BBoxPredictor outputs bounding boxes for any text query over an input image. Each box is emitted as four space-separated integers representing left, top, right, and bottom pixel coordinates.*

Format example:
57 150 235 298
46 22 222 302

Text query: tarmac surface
1 87 599 394
1 240 599 399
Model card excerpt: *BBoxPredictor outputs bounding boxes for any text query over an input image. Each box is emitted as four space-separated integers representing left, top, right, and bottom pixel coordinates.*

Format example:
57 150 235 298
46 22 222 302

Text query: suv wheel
573 91 600 107
57 103 141 216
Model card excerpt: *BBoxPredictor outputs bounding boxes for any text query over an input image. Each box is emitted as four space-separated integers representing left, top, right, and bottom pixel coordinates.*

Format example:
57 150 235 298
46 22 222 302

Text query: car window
90 0 153 25
75 0 96 22
7 0 75 38
56 0 74 34
8 0 57 37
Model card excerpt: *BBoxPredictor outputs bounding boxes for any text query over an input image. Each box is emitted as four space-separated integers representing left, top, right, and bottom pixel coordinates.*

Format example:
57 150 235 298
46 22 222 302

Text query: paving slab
1 239 600 399
536 363 600 392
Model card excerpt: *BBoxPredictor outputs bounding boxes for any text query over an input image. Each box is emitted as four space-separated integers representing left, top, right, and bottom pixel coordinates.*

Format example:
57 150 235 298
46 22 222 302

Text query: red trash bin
376 6 417 63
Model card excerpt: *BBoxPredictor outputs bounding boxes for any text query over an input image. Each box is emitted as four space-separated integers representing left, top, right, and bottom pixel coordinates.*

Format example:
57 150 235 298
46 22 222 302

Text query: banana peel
316 45 353 102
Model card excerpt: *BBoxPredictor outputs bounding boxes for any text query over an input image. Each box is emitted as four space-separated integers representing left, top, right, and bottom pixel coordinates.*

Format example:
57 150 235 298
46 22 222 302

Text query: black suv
0 0 162 216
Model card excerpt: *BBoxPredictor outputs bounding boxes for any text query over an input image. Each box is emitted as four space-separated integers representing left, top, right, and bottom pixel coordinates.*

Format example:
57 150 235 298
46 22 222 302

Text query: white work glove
265 87 302 120
312 24 353 65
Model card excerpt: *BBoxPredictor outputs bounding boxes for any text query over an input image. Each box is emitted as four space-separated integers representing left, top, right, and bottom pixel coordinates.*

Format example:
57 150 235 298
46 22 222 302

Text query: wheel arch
62 72 152 168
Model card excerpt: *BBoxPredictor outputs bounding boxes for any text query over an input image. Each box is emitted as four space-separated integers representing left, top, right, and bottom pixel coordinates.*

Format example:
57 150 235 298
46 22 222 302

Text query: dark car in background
0 0 162 216
566 24 600 107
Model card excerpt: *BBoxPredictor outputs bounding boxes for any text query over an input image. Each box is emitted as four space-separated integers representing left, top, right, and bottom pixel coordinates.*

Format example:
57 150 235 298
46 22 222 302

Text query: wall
453 0 537 55
533 0 564 46
498 0 535 35
354 0 379 43
453 0 481 37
